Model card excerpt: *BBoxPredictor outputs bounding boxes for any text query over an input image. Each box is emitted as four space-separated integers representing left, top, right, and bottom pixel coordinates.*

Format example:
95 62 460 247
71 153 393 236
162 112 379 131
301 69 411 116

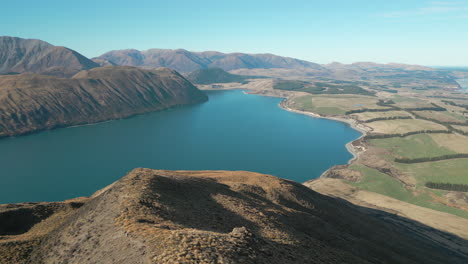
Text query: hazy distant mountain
323 62 435 72
0 36 99 77
0 66 207 137
95 49 325 73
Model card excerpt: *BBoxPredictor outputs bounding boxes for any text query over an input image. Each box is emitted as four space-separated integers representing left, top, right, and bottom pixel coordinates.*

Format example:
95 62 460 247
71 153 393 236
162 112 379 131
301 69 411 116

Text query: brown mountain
1 169 466 263
0 66 207 137
0 36 99 77
95 49 325 73
95 48 463 89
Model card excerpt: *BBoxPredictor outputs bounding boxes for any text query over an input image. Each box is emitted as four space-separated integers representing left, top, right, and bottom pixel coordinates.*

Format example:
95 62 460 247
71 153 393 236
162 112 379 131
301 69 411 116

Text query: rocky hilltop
1 169 467 263
0 36 99 77
0 66 207 137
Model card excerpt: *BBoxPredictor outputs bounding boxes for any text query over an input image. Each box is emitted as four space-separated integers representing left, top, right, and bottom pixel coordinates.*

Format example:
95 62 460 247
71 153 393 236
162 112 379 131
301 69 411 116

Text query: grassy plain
289 84 468 221
396 159 468 186
348 164 468 218
391 95 434 108
292 94 390 115
366 119 447 134
369 134 456 159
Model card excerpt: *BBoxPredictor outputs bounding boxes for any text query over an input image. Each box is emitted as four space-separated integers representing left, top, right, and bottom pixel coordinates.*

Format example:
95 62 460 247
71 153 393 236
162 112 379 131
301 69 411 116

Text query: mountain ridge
94 48 325 73
0 36 99 77
0 66 208 137
94 47 437 73
1 169 466 263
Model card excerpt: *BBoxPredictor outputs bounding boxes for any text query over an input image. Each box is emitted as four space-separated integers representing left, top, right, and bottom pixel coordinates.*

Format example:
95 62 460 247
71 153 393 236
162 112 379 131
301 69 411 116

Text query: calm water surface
0 90 360 203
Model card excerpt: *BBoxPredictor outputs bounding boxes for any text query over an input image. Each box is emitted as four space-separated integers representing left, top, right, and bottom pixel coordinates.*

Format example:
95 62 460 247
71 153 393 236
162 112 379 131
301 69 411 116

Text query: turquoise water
0 90 360 203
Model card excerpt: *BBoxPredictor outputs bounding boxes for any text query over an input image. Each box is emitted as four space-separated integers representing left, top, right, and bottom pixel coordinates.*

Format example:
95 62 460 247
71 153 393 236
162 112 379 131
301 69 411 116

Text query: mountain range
0 36 459 86
94 48 324 73
94 48 439 74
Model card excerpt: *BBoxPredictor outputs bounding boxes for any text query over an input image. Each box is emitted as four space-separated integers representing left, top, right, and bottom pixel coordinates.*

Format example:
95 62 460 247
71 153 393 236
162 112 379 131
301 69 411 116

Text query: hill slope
95 49 325 73
0 66 207 137
0 36 99 77
186 67 254 84
1 169 467 263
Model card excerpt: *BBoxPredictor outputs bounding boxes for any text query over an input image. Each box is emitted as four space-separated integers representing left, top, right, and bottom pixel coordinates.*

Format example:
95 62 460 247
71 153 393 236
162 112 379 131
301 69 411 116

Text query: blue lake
0 90 360 203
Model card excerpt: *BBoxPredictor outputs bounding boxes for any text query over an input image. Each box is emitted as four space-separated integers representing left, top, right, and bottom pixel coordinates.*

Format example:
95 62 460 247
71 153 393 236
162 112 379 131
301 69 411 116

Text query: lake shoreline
277 97 369 178
202 87 370 180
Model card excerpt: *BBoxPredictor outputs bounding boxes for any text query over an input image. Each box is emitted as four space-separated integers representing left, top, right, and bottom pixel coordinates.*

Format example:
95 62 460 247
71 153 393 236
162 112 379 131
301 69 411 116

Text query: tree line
364 130 450 140
346 108 395 115
395 153 468 163
363 116 412 123
441 100 468 110
448 125 468 136
425 182 468 192
409 111 467 126
401 103 446 112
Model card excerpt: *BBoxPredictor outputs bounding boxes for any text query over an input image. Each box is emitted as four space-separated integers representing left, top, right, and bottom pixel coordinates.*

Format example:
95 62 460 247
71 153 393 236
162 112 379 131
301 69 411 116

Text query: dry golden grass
367 119 446 134
429 133 468 153
452 125 468 133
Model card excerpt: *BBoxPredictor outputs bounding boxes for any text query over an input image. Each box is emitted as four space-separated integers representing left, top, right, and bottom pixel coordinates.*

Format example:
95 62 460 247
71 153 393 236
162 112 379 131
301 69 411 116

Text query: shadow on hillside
145 175 468 263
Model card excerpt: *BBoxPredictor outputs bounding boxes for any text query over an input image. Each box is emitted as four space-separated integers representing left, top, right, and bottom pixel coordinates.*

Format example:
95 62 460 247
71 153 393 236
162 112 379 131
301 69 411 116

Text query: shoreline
276 96 370 179
209 87 371 180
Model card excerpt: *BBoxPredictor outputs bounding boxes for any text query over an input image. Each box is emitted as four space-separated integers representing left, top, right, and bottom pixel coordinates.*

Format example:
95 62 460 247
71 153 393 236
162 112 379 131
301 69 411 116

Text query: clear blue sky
2 0 467 65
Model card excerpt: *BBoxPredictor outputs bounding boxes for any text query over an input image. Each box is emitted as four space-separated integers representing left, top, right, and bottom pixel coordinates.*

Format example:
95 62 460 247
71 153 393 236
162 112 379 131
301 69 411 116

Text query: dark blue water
0 90 360 203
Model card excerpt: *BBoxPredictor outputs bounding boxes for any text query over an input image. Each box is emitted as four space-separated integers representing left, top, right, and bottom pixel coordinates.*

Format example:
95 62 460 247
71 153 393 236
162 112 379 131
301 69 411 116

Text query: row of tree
425 182 468 192
409 111 467 126
364 130 450 140
448 125 468 136
363 116 412 123
347 103 445 116
395 153 468 164
441 100 468 110
400 103 446 112
345 108 395 115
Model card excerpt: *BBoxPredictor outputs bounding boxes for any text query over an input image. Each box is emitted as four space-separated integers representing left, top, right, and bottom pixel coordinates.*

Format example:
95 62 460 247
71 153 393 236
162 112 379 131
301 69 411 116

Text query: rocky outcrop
0 36 99 77
1 169 466 263
0 66 208 137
